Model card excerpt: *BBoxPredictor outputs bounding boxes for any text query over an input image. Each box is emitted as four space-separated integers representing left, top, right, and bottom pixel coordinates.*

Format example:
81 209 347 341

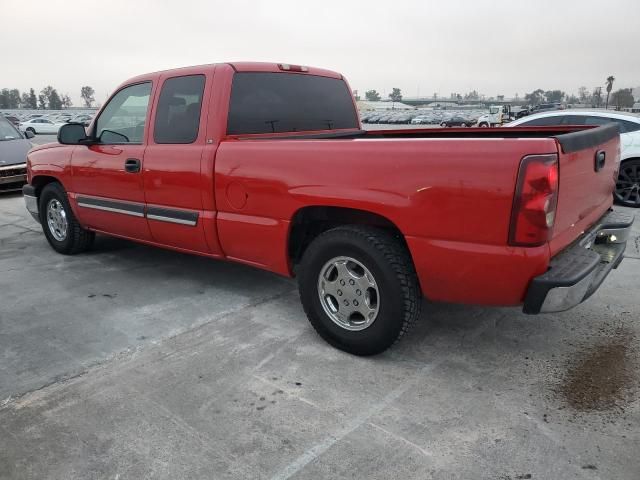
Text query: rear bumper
23 184 40 222
523 210 634 314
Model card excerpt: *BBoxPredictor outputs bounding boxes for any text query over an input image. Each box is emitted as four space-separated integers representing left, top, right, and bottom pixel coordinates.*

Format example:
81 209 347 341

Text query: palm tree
605 76 615 109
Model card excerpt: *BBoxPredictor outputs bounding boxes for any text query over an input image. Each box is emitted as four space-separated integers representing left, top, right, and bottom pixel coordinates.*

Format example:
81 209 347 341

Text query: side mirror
58 123 88 145
24 130 35 139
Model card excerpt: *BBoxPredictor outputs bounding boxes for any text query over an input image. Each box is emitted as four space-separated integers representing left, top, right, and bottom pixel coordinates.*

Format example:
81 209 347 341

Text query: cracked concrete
1 192 639 480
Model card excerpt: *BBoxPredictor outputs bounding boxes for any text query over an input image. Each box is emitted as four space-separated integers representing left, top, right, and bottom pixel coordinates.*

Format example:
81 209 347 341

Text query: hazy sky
3 0 639 105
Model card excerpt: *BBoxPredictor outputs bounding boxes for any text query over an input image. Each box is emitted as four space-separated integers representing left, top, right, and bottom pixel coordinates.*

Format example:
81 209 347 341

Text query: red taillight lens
509 154 559 246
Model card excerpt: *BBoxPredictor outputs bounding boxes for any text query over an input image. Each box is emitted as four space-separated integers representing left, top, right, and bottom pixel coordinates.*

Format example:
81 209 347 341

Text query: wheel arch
31 175 62 198
288 205 411 267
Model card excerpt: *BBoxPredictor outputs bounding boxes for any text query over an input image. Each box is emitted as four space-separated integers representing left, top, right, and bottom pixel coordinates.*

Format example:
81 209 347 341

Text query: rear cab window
227 72 358 135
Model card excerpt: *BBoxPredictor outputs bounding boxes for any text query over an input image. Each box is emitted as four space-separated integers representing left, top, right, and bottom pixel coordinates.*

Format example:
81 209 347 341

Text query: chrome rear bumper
523 210 634 314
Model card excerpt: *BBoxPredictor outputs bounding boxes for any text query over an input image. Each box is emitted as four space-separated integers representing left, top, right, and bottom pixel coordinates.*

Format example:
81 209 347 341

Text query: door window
519 116 565 126
584 116 640 133
95 82 152 144
153 75 205 144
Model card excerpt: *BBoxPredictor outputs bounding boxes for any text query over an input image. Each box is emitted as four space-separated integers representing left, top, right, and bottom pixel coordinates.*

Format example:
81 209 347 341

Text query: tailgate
550 124 620 256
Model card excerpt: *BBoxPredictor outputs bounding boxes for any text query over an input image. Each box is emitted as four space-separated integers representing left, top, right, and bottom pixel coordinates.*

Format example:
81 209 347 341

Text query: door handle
124 158 141 173
595 151 606 172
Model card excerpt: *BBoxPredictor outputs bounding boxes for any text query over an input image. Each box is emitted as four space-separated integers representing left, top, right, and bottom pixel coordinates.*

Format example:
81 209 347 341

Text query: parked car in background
0 116 35 192
3 115 20 126
530 103 563 114
507 110 640 207
18 118 66 135
441 115 474 127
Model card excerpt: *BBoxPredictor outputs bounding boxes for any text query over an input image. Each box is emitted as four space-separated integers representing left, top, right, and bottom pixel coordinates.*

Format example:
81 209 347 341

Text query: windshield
0 117 21 141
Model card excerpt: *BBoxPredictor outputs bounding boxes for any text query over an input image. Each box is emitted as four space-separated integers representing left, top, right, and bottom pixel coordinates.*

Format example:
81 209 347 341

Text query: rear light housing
509 154 559 246
278 63 309 72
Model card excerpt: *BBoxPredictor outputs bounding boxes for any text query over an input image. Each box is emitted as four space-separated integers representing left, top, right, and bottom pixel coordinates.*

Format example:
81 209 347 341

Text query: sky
2 0 640 105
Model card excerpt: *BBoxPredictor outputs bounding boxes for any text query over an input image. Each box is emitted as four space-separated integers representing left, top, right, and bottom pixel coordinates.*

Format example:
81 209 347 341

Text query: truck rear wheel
39 182 95 254
298 226 421 356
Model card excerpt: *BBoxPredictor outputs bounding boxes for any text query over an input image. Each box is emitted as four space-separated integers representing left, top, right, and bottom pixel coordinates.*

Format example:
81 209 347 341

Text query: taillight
509 154 559 246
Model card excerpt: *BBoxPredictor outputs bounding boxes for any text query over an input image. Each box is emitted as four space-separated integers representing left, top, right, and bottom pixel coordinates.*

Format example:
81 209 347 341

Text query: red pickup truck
23 62 633 355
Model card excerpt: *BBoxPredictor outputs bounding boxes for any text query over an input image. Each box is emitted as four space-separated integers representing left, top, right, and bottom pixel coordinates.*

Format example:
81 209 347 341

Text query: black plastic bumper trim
22 184 36 197
76 195 145 217
523 210 633 314
146 206 199 226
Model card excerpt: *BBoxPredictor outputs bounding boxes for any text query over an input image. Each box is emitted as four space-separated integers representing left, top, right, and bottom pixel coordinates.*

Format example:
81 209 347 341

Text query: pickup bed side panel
214 137 559 304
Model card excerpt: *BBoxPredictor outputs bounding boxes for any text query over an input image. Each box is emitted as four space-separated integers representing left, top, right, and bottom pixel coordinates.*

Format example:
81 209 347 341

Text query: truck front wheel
39 182 95 254
298 226 421 356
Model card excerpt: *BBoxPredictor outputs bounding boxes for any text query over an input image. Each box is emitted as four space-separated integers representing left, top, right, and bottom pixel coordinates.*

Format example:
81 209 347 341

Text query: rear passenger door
143 71 217 254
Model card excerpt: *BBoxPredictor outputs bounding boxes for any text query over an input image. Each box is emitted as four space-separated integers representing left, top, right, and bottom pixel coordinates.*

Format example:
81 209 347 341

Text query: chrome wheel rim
46 199 68 241
317 256 380 331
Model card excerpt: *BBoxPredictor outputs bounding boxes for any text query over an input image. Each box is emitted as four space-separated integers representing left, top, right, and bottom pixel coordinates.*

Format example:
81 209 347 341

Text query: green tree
388 88 402 109
605 75 615 108
545 90 565 103
41 86 62 110
27 88 38 109
6 89 21 108
610 88 634 109
80 85 95 107
364 89 381 101
61 93 73 108
37 94 47 109
48 90 62 110
525 89 545 105
0 89 9 108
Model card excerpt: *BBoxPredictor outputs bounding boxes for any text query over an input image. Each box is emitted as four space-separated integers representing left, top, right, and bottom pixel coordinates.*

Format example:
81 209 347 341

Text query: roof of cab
120 62 342 86
228 62 343 79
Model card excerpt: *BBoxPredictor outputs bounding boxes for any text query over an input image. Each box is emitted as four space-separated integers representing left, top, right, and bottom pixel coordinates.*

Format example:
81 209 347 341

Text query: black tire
39 182 95 254
26 127 36 134
614 159 640 207
298 226 421 356
479 122 489 128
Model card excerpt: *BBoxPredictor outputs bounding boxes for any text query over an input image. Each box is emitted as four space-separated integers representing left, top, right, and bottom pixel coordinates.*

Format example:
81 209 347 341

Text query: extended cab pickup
23 62 633 355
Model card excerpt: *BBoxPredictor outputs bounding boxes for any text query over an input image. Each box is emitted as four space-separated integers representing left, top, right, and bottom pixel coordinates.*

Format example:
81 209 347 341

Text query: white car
507 110 640 207
18 118 65 135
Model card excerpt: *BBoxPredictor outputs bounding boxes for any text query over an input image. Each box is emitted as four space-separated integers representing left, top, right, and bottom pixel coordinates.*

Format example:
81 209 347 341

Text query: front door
71 82 154 241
